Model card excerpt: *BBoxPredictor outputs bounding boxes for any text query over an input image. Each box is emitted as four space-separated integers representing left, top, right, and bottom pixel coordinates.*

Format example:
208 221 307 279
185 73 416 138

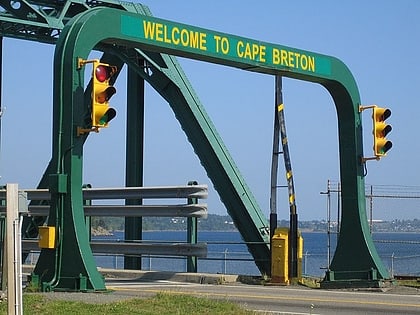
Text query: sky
1 0 419 221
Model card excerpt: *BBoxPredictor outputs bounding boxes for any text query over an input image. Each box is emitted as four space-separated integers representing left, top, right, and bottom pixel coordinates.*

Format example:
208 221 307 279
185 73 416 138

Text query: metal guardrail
22 240 207 257
0 204 208 218
0 185 208 218
0 185 208 262
0 185 208 201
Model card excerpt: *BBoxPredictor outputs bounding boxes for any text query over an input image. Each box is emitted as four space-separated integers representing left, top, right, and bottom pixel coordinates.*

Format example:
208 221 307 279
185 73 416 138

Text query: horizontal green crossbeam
121 15 332 76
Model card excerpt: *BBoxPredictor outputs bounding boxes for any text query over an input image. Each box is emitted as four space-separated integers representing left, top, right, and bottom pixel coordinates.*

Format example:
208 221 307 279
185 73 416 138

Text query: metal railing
1 184 209 272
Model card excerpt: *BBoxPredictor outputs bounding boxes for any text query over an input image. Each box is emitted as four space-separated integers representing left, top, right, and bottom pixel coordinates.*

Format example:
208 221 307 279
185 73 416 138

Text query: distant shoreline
90 217 420 235
92 229 420 235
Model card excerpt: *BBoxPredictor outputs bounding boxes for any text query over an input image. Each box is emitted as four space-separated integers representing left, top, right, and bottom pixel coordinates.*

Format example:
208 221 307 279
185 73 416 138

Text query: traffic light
372 106 392 157
92 60 117 128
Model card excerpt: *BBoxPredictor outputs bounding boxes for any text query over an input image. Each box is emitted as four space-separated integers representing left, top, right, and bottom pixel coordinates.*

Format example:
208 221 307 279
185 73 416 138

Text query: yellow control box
38 226 56 249
271 228 289 284
271 227 303 284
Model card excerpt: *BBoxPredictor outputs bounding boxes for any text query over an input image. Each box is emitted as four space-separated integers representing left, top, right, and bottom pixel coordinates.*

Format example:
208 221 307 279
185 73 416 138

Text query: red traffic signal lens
95 65 112 82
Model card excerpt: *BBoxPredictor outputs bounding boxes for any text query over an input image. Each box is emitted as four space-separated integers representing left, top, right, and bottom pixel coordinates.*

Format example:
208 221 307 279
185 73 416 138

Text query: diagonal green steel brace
112 47 272 274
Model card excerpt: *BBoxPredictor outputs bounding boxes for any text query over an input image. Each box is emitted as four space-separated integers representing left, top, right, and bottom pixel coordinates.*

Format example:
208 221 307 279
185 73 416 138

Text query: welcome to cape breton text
143 21 316 73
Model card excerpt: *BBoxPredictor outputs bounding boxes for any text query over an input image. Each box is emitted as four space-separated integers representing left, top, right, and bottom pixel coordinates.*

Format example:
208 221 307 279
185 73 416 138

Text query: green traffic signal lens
99 108 117 125
381 141 392 154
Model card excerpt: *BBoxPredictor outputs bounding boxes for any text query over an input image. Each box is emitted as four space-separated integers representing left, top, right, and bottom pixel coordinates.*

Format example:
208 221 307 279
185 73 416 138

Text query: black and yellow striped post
275 76 299 280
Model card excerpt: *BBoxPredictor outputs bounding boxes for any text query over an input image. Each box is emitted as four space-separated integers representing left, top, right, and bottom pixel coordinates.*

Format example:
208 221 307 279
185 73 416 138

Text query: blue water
92 231 420 278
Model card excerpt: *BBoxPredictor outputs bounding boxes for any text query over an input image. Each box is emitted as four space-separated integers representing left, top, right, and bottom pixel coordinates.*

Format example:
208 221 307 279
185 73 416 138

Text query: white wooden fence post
6 183 22 315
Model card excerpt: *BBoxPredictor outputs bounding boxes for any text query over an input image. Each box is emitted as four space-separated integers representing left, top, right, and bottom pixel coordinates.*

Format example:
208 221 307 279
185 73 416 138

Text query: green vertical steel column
124 61 145 270
320 82 390 287
21 53 123 249
31 50 123 290
32 13 108 291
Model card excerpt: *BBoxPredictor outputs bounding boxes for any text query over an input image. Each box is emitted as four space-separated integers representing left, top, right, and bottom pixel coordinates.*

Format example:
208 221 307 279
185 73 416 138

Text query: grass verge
396 279 420 288
0 292 252 315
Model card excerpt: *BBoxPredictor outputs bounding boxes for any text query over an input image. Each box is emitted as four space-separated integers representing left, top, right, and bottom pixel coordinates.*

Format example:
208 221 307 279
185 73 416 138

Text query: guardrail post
391 253 395 278
82 184 92 241
187 181 198 272
0 187 5 291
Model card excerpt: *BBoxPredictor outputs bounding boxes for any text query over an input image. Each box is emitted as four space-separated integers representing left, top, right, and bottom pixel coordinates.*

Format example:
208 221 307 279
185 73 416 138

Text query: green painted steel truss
0 1 391 290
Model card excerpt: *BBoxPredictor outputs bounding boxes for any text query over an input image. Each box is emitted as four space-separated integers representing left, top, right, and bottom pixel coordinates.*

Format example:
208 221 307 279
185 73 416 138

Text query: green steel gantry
0 1 391 290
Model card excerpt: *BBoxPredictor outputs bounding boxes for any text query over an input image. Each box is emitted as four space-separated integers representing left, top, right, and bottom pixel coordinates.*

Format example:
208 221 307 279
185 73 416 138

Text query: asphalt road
106 279 420 315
